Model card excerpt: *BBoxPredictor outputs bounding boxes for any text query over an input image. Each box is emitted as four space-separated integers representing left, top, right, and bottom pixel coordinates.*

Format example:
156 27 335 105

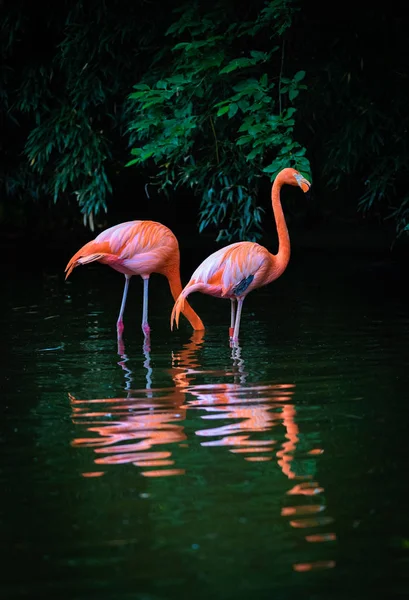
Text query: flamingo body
171 168 311 342
65 220 204 336
66 220 177 278
179 242 275 300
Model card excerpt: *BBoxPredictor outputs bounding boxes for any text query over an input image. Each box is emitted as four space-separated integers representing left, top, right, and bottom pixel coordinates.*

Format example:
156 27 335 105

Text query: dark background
1 0 408 267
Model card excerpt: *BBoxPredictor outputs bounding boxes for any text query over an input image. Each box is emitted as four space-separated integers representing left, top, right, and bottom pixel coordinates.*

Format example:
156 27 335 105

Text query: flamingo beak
294 173 311 194
300 180 311 195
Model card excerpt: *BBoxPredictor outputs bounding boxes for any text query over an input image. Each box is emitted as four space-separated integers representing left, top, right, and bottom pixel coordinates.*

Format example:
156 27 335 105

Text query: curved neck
270 176 290 278
165 265 204 331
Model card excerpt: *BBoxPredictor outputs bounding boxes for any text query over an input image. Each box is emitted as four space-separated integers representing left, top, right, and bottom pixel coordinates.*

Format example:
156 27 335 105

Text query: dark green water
2 249 409 599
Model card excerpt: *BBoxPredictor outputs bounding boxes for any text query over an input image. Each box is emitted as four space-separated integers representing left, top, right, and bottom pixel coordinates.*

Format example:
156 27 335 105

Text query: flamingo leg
117 274 131 335
232 297 245 344
229 298 236 338
141 276 151 337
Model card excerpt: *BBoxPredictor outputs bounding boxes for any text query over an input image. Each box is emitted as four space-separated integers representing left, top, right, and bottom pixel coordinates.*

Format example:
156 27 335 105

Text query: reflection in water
117 333 152 391
70 335 336 571
186 382 295 464
70 331 206 478
6 253 409 599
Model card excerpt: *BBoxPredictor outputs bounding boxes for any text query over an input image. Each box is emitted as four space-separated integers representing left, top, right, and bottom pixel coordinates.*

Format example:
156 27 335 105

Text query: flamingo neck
270 176 291 279
165 265 204 331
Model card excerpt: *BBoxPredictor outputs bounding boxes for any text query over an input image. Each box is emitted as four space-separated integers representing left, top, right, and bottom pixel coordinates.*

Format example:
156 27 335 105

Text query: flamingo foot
117 332 125 356
117 319 125 336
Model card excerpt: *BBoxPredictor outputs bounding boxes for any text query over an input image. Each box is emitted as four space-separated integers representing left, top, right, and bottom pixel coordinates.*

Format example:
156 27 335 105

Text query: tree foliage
0 0 169 228
127 0 310 241
1 1 409 242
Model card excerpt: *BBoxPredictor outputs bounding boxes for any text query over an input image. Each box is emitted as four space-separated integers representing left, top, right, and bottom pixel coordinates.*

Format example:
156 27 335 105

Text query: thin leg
117 274 131 334
141 276 150 337
232 297 245 344
229 298 236 338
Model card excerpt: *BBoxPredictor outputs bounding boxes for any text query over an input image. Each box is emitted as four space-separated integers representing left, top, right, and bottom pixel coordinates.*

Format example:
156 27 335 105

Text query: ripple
5 253 409 597
293 560 336 572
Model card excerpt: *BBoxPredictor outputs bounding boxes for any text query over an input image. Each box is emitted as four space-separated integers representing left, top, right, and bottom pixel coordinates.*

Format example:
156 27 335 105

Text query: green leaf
238 100 250 112
128 92 143 100
284 107 297 119
132 83 151 91
141 98 166 109
232 79 259 93
219 57 257 74
249 50 269 61
236 135 253 145
293 70 306 82
217 105 230 117
246 148 262 160
263 163 280 173
289 88 299 101
228 103 239 118
172 42 191 51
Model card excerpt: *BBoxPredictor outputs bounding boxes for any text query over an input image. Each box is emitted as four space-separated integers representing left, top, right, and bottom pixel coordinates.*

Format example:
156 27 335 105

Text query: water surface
1 250 409 599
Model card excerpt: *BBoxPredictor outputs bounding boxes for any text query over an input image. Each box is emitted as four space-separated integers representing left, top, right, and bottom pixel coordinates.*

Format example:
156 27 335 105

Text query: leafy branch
127 0 310 241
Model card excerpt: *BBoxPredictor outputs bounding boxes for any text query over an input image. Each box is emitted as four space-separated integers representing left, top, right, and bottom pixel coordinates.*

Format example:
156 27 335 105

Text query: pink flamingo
171 168 311 343
65 220 204 337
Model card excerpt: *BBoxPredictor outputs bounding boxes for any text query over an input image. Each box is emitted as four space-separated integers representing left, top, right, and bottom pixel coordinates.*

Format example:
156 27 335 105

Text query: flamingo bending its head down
65 220 204 338
171 168 311 343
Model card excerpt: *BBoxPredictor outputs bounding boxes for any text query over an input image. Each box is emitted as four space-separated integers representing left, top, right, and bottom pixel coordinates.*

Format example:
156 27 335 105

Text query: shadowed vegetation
1 1 408 242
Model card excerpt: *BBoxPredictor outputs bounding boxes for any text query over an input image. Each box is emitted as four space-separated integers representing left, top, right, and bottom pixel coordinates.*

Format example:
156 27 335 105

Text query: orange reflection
276 404 302 479
81 471 105 478
305 533 337 543
268 393 337 572
70 336 337 570
186 382 297 466
70 331 205 478
183 359 336 570
287 482 324 496
281 505 325 516
289 516 334 528
70 336 327 491
293 560 336 572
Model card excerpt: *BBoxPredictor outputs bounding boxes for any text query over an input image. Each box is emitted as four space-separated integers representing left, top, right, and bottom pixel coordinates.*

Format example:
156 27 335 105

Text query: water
1 249 409 599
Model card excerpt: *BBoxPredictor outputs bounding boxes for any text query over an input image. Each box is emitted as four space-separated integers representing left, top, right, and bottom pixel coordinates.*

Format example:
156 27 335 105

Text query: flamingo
171 168 311 343
65 220 204 337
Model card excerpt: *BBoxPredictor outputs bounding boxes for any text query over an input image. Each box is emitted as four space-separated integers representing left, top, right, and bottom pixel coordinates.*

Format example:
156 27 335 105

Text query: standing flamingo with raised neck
65 220 204 339
171 168 311 343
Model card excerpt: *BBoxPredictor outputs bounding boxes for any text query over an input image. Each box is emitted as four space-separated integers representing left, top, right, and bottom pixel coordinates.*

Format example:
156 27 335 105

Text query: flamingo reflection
70 337 320 482
186 381 297 465
70 331 205 478
182 352 336 573
117 331 153 392
70 336 336 567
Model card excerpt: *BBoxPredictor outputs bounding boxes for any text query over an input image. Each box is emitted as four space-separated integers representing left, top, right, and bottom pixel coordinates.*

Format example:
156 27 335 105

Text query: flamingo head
276 168 311 193
293 171 311 194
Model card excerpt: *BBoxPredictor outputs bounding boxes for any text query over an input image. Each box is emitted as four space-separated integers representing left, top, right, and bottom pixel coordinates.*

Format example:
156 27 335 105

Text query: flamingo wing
65 220 177 278
171 242 271 330
93 220 171 258
190 242 271 297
